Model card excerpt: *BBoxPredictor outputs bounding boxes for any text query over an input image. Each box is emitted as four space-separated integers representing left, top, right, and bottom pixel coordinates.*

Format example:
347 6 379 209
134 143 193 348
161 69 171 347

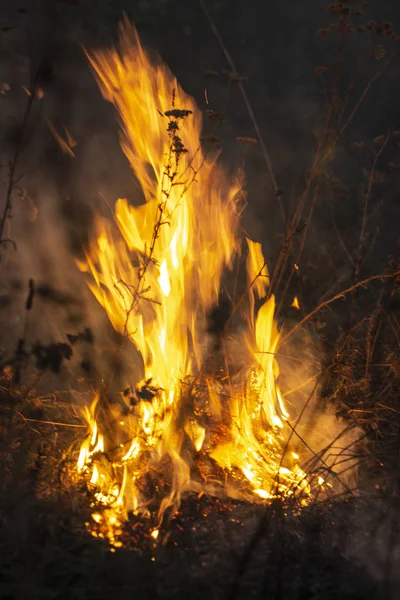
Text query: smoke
0 8 147 394
0 1 365 474
224 316 363 500
2 5 400 594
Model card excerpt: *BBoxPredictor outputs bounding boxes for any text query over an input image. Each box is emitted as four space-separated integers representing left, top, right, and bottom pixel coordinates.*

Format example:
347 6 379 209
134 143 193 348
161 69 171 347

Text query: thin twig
198 0 286 227
280 270 400 345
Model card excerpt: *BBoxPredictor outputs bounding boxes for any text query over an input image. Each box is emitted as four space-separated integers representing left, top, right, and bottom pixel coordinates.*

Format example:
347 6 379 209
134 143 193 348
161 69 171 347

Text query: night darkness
1 1 400 599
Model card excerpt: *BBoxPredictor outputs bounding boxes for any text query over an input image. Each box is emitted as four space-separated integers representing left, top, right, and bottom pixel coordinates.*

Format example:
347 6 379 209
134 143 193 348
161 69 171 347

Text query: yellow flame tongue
76 20 310 545
79 20 240 392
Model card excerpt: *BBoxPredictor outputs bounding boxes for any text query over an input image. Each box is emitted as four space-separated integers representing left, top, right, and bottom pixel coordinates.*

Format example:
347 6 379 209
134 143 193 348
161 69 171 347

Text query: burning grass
69 21 358 545
1 1 400 597
0 370 384 600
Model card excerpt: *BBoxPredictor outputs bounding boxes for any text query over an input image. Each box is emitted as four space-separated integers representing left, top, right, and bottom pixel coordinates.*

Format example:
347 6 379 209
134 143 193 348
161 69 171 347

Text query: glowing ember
76 20 313 545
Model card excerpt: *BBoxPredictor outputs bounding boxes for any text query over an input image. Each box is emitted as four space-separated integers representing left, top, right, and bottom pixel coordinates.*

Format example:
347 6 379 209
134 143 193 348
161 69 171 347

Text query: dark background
1 3 400 598
1 0 399 264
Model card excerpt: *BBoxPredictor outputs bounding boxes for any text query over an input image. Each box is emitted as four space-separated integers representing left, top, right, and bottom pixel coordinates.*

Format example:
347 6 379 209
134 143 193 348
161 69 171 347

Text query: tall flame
79 22 239 391
77 21 311 542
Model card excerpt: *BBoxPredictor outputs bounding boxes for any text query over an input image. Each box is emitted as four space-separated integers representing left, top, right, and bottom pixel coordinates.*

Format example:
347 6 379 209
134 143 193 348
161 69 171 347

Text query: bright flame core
77 21 310 542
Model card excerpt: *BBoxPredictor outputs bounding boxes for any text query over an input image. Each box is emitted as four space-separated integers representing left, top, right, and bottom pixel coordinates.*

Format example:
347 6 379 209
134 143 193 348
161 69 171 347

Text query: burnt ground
0 379 396 600
0 478 393 600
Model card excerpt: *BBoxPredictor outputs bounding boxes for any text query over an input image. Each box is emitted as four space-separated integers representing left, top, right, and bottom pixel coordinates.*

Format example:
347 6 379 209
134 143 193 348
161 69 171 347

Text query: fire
291 296 300 310
76 21 312 544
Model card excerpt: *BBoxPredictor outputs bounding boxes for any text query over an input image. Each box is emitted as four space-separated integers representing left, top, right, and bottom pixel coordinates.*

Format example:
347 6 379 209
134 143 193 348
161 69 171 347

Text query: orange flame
76 21 310 544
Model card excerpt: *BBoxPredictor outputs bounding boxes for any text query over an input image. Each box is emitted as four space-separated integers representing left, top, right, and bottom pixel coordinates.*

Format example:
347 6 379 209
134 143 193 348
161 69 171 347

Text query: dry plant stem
0 82 38 254
304 428 369 475
268 93 330 297
198 0 286 227
120 175 168 336
268 156 320 298
120 116 186 337
318 19 347 153
105 111 205 392
280 269 400 345
276 367 353 497
365 288 385 378
269 52 397 301
336 315 367 356
229 259 269 320
389 314 400 347
329 23 347 132
15 414 86 428
286 420 355 495
338 52 398 146
354 131 390 285
329 193 354 266
276 180 321 315
228 372 351 597
282 370 323 398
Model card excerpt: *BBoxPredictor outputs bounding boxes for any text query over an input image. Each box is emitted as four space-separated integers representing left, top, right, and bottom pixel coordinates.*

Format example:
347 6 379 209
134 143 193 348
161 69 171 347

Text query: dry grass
1 0 400 598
